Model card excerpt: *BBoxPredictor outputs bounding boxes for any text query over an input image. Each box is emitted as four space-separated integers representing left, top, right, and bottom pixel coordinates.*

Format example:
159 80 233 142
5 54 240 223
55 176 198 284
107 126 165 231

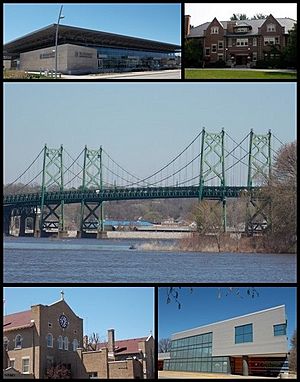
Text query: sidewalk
158 371 283 379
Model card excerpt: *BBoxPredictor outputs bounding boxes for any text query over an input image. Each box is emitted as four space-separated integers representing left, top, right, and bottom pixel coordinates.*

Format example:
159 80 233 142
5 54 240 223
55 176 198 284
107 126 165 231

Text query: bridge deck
4 186 259 208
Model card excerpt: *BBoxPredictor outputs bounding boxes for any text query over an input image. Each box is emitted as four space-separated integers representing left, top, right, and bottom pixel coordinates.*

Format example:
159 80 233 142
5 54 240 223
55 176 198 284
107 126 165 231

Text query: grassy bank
185 69 297 80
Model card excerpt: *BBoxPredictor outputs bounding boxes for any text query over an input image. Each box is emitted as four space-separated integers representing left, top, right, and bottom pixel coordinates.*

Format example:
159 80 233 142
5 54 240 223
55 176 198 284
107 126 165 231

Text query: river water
4 237 296 283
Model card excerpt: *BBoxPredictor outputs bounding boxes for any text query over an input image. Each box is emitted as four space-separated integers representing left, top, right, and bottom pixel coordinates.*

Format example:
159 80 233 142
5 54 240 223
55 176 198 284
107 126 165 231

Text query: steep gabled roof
188 17 296 37
4 310 33 331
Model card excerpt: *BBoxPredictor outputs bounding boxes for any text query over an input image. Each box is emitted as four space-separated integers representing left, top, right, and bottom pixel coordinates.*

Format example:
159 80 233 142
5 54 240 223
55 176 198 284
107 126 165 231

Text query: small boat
129 244 137 250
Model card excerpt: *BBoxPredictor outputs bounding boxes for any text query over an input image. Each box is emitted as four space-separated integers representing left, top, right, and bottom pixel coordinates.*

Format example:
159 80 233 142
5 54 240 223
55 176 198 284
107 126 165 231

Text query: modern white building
164 305 288 376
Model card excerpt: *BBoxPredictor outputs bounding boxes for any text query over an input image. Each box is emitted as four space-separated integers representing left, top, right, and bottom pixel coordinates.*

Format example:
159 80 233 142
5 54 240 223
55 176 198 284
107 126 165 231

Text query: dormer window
267 23 276 32
211 27 219 34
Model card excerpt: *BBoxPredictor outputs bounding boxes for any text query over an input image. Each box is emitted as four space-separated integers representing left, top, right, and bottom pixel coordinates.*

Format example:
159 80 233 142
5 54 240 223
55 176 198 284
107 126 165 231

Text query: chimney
227 21 236 34
185 15 191 37
107 329 115 358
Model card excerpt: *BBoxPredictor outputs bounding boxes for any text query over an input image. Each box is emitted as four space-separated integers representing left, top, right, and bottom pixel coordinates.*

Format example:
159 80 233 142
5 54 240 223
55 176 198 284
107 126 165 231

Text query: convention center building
3 24 181 74
163 305 289 377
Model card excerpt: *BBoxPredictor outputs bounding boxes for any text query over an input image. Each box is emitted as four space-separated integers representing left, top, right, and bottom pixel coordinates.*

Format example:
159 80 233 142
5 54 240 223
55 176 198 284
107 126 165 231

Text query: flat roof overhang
4 24 181 56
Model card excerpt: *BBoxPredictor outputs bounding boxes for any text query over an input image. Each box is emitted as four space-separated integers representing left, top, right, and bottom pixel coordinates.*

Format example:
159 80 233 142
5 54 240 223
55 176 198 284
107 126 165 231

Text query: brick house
3 295 154 379
185 14 296 67
81 329 155 379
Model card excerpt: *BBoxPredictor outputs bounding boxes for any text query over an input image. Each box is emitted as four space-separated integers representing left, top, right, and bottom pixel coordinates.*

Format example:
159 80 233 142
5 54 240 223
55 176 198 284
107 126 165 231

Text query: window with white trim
253 38 257 46
211 44 217 53
47 333 53 348
22 357 30 374
264 37 276 45
58 335 63 350
64 336 69 350
72 339 79 351
218 54 224 60
15 334 22 349
253 52 257 61
236 38 248 46
211 27 219 34
267 23 276 32
218 41 224 50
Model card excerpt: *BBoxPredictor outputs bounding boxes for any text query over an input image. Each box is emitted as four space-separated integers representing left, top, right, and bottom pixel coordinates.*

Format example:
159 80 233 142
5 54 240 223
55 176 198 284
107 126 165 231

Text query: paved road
61 69 181 80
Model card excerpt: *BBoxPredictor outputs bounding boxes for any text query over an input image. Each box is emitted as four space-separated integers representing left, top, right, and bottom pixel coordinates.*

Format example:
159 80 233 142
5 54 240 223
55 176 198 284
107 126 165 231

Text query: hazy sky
4 3 181 44
4 287 154 340
4 83 296 184
158 287 296 347
185 3 297 25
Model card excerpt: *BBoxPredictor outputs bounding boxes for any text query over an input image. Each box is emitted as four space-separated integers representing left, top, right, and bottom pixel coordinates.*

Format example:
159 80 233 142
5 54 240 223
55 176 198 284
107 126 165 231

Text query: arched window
64 336 69 350
72 339 79 351
15 334 22 349
47 333 53 348
58 335 63 350
3 337 9 351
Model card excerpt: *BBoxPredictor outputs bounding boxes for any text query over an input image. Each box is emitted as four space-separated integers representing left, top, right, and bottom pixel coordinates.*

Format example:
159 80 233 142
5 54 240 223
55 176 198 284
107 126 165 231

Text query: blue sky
3 3 181 44
158 287 297 348
4 82 296 184
3 287 154 341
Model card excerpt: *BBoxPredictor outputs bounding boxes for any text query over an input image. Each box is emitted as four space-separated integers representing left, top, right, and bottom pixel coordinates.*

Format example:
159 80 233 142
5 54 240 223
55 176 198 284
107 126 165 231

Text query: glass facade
273 324 287 336
96 46 179 72
235 324 253 344
164 332 230 373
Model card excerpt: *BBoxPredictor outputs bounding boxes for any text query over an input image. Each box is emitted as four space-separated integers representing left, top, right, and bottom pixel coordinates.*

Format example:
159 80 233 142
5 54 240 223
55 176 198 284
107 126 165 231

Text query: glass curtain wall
96 46 178 72
164 332 230 373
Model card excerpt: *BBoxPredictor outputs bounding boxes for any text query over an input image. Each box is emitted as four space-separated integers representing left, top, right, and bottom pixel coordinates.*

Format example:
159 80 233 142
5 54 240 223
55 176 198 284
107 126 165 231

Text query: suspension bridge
3 128 283 238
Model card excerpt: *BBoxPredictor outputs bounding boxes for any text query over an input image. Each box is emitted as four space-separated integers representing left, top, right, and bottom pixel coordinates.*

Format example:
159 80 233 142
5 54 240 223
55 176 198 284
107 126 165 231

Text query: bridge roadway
4 185 258 208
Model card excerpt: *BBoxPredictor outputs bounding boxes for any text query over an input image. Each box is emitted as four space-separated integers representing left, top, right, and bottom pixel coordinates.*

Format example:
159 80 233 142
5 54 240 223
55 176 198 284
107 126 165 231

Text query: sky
3 287 154 341
185 3 297 26
4 82 296 184
158 287 297 348
3 3 181 45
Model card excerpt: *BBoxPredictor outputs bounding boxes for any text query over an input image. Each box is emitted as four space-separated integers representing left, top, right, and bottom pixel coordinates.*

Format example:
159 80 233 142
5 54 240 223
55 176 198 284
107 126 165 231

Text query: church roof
4 310 34 331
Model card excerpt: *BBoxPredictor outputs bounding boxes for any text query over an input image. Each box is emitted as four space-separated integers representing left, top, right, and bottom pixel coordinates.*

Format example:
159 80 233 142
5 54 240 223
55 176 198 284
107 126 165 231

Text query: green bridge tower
78 146 106 239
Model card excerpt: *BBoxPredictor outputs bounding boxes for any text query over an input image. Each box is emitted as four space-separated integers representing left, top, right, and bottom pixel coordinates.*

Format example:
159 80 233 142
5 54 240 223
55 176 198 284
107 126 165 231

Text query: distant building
4 24 181 74
3 293 154 379
164 305 289 377
185 14 296 67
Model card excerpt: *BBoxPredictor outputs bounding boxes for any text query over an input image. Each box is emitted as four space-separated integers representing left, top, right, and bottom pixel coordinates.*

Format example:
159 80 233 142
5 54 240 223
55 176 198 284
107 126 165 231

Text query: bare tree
230 13 249 20
289 329 297 373
194 200 224 252
252 13 268 19
264 141 297 252
158 338 171 353
166 287 259 309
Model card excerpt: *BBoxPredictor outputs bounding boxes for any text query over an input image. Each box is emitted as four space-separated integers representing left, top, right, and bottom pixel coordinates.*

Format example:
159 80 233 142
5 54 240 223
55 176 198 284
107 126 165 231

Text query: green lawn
185 69 297 80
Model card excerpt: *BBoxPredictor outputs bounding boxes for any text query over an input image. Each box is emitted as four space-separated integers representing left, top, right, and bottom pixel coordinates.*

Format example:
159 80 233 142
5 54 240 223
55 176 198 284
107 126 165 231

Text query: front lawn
185 69 297 80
